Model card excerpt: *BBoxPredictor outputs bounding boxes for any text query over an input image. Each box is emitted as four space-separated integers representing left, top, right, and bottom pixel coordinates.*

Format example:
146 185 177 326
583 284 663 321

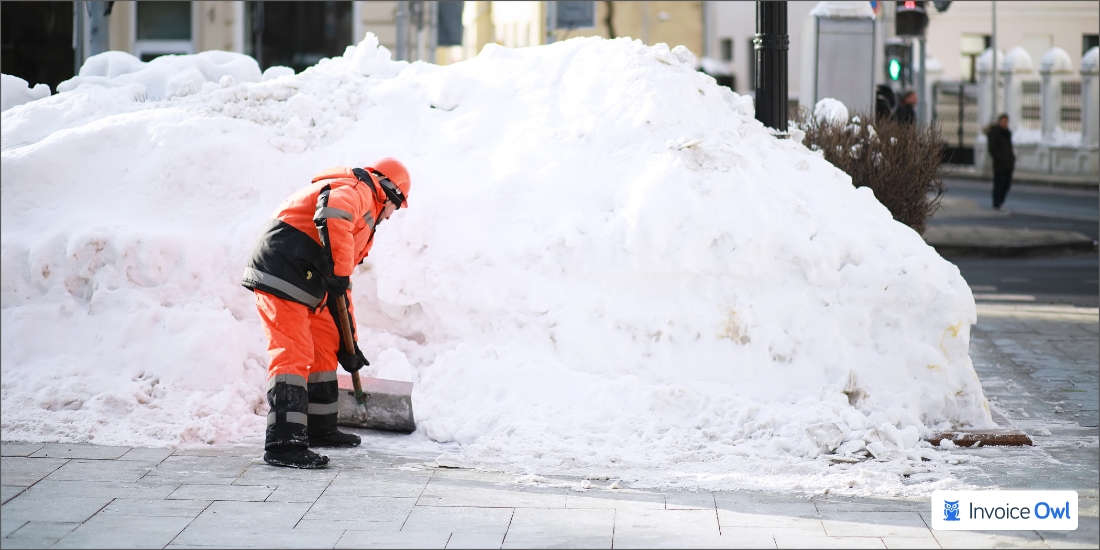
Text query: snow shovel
333 294 417 433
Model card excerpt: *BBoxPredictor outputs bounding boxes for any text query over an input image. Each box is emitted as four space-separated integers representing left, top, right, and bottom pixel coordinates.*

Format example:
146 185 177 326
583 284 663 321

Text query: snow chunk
262 66 295 81
814 97 849 125
57 50 261 101
810 1 876 19
1 74 50 112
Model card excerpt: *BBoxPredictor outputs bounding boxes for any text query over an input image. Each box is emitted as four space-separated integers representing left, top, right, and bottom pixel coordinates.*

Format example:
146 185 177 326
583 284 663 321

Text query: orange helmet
368 158 410 209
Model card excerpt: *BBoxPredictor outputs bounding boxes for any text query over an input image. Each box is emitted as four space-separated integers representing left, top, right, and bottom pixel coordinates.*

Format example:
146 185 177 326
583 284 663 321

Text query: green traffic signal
888 58 902 81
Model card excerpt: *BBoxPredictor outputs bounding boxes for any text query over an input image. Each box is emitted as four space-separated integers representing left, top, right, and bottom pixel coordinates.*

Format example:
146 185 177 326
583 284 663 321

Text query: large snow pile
2 35 992 493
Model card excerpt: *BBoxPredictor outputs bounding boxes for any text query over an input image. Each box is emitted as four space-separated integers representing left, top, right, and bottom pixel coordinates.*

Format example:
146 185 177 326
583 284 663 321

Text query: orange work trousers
254 289 350 385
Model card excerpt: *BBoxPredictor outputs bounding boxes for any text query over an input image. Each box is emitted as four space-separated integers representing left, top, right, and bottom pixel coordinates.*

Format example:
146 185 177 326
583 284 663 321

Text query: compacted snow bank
2 35 992 495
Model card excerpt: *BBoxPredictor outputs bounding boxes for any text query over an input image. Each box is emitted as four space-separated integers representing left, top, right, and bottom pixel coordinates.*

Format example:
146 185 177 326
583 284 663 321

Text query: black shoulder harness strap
351 168 378 195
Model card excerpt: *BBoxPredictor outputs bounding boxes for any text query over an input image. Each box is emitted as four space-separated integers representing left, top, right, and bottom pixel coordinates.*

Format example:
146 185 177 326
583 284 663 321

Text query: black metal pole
754 1 788 133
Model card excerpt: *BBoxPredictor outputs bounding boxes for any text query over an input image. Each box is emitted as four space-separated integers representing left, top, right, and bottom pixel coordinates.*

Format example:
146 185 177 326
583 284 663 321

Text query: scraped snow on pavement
1 34 992 495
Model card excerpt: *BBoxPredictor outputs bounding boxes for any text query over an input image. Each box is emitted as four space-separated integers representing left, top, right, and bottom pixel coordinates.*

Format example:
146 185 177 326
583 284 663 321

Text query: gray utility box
800 15 876 115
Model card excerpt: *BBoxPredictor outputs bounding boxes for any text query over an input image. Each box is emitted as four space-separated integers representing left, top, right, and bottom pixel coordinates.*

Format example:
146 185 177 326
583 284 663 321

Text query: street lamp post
754 1 789 133
396 1 410 61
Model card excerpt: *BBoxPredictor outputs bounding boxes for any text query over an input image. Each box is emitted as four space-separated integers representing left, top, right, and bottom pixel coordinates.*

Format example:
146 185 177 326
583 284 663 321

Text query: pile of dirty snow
1 34 992 494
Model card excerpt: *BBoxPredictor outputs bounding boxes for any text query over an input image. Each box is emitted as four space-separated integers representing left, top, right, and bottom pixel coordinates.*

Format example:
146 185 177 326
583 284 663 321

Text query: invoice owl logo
943 500 962 521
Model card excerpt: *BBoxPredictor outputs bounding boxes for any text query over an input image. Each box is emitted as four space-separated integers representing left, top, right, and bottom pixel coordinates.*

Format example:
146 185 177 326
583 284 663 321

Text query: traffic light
885 42 911 85
896 0 928 37
889 58 902 81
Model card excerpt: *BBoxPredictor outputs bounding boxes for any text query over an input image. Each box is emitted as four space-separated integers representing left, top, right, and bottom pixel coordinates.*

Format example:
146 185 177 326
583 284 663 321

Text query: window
134 1 193 61
437 1 464 47
249 2 352 72
959 33 988 83
1085 34 1099 55
556 1 594 30
720 38 733 62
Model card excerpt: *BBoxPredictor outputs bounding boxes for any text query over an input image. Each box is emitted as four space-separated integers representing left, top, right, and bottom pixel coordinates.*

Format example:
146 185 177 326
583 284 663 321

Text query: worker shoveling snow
1 34 992 493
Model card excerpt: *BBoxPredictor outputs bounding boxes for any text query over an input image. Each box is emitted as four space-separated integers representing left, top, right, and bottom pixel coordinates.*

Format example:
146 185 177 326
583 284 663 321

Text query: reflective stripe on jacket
242 167 387 308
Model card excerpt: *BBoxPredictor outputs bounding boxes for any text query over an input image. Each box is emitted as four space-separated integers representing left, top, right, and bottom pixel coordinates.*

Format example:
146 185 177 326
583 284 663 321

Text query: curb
928 241 1099 257
923 225 1098 257
942 165 1100 191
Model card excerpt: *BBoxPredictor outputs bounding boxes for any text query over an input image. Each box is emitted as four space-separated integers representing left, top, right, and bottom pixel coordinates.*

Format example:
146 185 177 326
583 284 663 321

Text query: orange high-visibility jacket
242 167 387 309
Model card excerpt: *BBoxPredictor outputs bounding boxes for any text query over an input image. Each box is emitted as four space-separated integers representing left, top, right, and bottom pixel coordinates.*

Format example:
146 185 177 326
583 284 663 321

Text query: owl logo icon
943 500 961 521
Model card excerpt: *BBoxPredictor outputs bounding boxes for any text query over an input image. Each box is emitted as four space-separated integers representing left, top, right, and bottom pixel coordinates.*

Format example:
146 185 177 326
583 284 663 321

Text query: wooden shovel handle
334 294 356 354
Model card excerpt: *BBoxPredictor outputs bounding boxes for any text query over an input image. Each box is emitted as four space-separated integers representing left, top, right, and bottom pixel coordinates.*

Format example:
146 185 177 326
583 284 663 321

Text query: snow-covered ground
2 34 993 496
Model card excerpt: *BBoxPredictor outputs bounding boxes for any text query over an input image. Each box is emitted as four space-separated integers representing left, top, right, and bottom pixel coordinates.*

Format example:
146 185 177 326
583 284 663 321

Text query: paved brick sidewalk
2 304 1096 549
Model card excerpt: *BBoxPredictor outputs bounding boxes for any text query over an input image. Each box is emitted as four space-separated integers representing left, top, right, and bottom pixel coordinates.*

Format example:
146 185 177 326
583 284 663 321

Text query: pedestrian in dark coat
984 114 1015 209
893 90 917 125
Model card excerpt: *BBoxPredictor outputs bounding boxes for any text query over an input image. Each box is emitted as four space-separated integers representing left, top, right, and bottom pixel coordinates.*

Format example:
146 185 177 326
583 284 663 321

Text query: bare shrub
795 111 946 235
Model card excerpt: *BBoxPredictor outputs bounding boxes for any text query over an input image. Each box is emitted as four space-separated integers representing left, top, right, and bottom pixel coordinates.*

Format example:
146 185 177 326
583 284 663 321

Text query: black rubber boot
264 447 330 469
306 370 360 448
309 427 361 448
265 377 328 468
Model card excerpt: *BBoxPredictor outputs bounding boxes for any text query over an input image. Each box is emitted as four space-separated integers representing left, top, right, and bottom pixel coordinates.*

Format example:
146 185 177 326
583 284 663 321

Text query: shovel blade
336 375 416 433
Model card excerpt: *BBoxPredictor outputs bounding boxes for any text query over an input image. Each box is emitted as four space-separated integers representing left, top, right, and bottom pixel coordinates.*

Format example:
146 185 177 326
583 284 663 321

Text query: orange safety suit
242 166 388 451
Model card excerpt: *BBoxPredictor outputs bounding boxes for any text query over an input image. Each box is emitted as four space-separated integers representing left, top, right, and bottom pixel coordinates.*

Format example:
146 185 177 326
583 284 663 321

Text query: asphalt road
933 178 1099 307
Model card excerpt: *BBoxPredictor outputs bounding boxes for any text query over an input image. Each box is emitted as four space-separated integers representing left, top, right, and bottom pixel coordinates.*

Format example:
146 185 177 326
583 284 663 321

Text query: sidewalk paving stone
29 444 131 460
172 445 265 458
186 500 311 529
717 509 826 533
812 497 927 513
0 457 68 486
334 530 450 549
117 447 175 462
303 495 417 523
818 511 933 539
0 443 44 457
0 493 113 523
167 483 274 502
714 493 819 518
665 490 717 510
1 518 27 538
773 535 885 549
142 455 254 484
45 459 158 483
17 479 180 501
400 506 515 535
501 507 614 548
881 537 942 549
52 514 192 549
1 486 26 505
929 529 1048 549
566 491 664 510
264 481 337 503
234 464 340 485
2 521 80 549
170 524 343 548
323 469 432 498
445 532 506 549
418 482 567 509
1037 523 1100 550
612 509 733 548
615 533 773 549
100 498 212 517
296 518 405 533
